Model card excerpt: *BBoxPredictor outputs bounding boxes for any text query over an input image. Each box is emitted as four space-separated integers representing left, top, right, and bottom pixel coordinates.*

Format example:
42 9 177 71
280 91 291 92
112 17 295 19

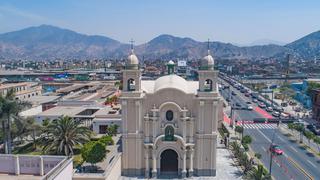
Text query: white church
120 45 223 178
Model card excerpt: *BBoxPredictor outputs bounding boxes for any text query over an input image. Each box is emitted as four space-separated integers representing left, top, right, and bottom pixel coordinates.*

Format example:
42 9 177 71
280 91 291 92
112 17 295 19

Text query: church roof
141 74 198 94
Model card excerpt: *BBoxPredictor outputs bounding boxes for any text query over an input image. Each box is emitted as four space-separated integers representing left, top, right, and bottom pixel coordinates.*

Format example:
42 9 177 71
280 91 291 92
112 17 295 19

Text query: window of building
166 110 174 121
127 78 135 91
204 79 213 91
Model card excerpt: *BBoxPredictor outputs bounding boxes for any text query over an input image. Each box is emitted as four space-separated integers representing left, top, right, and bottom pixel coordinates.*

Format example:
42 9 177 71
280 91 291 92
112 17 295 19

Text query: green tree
0 89 30 154
81 141 106 167
235 126 244 136
314 136 320 153
245 164 271 180
99 135 114 146
287 123 295 133
279 85 295 102
242 135 252 145
106 124 119 136
306 82 320 96
294 123 305 143
41 116 91 156
303 130 315 146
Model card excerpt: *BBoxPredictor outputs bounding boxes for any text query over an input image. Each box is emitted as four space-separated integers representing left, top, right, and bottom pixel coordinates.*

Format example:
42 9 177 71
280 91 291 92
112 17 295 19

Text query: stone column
145 147 150 178
181 148 187 178
14 155 20 175
152 149 157 178
189 148 194 177
40 156 44 176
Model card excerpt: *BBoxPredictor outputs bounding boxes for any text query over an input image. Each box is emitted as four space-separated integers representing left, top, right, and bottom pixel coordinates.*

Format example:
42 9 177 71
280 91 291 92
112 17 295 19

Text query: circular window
166 110 174 121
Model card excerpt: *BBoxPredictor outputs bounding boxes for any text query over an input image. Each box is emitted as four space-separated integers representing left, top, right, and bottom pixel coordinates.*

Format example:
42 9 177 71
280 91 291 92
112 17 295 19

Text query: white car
272 111 280 117
266 107 273 112
247 106 253 110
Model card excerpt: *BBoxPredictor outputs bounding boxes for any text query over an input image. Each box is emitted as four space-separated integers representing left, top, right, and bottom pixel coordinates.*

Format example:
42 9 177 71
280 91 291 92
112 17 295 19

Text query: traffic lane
261 128 320 178
220 88 270 121
244 129 296 180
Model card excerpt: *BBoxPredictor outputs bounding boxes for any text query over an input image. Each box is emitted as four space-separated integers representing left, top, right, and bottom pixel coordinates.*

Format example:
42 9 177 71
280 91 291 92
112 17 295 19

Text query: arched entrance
160 149 178 177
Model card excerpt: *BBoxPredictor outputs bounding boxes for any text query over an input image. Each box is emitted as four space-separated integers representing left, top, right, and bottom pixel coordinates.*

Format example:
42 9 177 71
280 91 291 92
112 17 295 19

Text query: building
120 47 222 178
0 154 72 180
92 106 122 134
311 89 320 122
0 82 42 100
34 100 102 126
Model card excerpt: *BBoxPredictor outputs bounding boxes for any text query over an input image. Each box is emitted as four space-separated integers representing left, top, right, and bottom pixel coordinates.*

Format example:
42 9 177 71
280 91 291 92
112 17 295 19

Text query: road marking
287 157 314 180
290 146 298 153
307 160 317 169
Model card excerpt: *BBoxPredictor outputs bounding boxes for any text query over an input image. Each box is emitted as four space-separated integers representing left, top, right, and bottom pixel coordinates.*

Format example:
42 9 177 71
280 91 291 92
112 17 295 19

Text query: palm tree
245 164 271 180
0 89 30 154
41 116 91 156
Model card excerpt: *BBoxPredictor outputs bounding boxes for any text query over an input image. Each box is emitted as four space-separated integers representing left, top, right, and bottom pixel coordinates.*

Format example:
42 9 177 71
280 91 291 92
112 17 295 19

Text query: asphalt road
219 78 320 180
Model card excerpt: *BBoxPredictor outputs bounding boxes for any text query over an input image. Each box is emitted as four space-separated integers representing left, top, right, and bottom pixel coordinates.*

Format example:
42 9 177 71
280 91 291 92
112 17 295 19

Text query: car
266 106 273 112
252 99 258 103
247 106 253 110
281 102 288 107
236 102 241 107
245 93 250 97
231 91 236 96
270 145 283 155
258 103 266 108
246 101 252 104
272 111 280 117
280 112 289 119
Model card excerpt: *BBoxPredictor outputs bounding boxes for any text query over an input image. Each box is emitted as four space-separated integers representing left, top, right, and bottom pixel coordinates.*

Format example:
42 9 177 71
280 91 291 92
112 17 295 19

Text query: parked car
247 106 253 110
266 106 273 112
252 99 258 103
272 111 280 117
280 112 289 119
245 93 250 97
232 91 236 96
270 145 283 155
258 103 266 108
236 102 241 107
281 102 288 107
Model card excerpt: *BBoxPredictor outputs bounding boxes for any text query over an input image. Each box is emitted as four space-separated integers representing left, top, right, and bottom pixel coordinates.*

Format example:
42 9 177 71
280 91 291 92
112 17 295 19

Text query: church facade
120 47 223 178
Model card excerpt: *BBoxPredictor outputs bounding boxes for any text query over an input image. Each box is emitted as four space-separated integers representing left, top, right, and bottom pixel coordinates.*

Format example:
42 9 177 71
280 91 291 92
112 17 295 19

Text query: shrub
242 135 252 145
243 143 249 151
235 126 244 134
255 153 262 159
81 141 106 166
99 135 114 146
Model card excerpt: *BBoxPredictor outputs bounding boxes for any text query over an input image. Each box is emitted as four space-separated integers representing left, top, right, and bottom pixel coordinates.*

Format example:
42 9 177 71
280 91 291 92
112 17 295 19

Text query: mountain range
0 25 319 61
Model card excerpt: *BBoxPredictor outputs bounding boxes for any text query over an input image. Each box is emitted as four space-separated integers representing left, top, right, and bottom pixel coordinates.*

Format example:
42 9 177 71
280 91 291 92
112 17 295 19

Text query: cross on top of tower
207 38 210 55
130 39 135 53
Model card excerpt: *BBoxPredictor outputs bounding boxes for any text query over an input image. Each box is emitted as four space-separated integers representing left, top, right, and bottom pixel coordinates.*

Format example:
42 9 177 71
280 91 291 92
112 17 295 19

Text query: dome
168 60 175 65
154 74 188 93
200 50 214 70
126 50 139 69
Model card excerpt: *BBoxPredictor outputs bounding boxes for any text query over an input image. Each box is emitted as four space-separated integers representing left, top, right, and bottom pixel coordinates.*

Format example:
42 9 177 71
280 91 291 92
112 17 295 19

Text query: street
219 78 320 180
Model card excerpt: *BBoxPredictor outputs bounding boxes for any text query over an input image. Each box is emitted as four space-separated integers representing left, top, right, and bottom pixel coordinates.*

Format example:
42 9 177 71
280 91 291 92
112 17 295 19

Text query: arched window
164 126 174 141
204 79 213 91
166 110 174 121
127 78 135 91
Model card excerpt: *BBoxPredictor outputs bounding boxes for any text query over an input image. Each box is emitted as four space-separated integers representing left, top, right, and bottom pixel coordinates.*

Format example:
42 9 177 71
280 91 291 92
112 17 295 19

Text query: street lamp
269 127 278 176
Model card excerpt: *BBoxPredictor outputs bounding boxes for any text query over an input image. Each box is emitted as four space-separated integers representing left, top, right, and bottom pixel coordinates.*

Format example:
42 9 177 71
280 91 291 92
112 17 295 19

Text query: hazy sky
0 0 319 45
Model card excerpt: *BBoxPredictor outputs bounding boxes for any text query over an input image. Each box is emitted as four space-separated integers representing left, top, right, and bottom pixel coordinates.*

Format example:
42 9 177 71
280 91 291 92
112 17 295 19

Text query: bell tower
198 39 217 92
122 40 141 92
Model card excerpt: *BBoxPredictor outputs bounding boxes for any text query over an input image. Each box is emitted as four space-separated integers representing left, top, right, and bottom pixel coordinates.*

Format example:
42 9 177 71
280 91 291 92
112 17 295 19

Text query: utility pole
285 54 290 84
269 128 277 175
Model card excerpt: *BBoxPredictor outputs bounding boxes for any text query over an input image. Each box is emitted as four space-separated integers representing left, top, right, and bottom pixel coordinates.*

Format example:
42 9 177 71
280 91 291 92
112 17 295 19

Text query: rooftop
141 74 199 94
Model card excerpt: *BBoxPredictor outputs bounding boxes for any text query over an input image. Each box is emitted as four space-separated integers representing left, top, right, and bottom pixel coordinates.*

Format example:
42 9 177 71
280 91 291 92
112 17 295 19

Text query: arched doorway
160 149 178 177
